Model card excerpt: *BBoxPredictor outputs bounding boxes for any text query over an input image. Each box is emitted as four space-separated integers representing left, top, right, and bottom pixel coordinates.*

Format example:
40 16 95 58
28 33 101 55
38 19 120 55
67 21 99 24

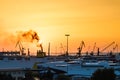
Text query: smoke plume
0 30 41 52
17 30 40 43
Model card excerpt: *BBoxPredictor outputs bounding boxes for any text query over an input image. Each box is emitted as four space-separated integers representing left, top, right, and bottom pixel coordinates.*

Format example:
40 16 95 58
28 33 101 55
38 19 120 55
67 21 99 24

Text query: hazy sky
0 0 120 55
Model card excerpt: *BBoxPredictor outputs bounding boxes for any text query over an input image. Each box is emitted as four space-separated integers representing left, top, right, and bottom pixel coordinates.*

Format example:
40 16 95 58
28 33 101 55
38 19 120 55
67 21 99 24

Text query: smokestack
28 48 30 56
48 42 50 57
97 48 100 56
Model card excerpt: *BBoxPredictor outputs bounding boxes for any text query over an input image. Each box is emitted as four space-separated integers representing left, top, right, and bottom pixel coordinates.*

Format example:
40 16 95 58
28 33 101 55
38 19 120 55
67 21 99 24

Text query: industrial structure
36 43 46 58
77 41 85 57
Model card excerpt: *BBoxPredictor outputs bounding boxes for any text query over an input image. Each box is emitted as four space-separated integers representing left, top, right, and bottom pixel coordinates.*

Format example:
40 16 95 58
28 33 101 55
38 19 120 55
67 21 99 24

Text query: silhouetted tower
97 48 100 56
65 34 70 57
28 48 30 56
48 42 50 57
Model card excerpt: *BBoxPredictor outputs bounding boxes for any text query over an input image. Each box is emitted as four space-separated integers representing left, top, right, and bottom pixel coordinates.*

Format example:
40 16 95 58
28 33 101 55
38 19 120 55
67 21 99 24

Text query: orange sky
0 0 120 55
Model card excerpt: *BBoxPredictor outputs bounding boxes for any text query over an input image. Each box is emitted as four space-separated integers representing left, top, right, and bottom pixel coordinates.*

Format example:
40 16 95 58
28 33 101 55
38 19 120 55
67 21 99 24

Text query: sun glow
38 40 43 44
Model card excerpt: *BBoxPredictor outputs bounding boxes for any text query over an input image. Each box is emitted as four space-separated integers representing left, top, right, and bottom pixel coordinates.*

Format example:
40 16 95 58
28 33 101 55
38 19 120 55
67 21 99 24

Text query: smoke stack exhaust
17 30 39 42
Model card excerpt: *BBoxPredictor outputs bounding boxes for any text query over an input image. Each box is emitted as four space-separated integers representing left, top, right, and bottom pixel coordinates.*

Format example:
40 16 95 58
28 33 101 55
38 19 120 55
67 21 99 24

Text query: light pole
65 34 70 57
65 34 70 74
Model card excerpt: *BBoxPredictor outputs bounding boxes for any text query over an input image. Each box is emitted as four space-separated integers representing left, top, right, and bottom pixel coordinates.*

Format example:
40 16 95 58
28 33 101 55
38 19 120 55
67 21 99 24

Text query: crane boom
101 41 115 52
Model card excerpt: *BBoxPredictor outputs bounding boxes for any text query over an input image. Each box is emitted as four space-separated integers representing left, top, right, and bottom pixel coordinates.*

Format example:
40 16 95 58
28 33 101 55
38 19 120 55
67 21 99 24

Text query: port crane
15 40 26 56
90 42 96 55
91 42 100 56
77 41 85 57
100 41 115 54
37 43 46 57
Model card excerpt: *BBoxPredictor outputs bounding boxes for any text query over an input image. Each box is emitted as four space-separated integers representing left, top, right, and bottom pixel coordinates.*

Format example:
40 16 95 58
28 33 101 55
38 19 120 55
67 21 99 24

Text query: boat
81 60 107 67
